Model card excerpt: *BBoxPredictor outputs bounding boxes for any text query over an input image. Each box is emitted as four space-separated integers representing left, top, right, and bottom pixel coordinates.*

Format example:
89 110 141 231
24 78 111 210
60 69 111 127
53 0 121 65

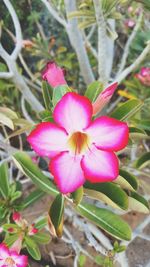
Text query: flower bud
42 61 67 88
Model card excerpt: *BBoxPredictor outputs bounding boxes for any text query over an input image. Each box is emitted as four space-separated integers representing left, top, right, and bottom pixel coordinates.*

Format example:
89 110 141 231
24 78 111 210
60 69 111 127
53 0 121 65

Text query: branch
41 0 67 28
115 42 150 84
64 0 95 85
93 0 108 85
3 0 22 60
83 31 98 59
117 13 143 76
0 71 13 79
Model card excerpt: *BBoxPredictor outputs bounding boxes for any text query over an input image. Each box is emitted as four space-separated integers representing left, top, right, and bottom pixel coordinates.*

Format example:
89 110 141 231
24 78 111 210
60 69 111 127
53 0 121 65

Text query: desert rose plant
0 0 150 266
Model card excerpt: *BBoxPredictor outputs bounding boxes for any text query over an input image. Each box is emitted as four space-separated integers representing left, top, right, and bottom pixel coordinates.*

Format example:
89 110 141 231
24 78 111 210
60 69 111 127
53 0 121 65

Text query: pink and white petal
53 92 93 134
49 152 85 194
27 122 68 158
0 244 10 260
85 116 129 152
81 145 119 183
13 254 28 267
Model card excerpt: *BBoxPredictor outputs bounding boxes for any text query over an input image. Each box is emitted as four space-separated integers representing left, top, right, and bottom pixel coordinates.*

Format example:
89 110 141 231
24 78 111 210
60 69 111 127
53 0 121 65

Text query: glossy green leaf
13 152 58 196
3 223 19 233
114 169 138 191
52 85 70 106
134 152 150 169
129 127 147 136
111 99 143 121
77 202 131 240
129 192 149 214
0 163 9 198
84 81 103 102
25 236 41 260
72 186 83 205
32 232 51 244
133 119 150 131
84 181 128 210
42 81 53 110
20 189 45 209
35 217 48 230
49 193 64 237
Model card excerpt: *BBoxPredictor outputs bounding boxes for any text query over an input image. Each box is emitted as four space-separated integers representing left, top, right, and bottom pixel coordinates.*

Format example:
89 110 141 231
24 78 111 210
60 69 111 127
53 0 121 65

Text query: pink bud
12 212 21 223
124 19 135 28
42 62 67 88
8 227 15 233
92 82 118 115
135 67 150 86
28 224 38 236
128 6 133 13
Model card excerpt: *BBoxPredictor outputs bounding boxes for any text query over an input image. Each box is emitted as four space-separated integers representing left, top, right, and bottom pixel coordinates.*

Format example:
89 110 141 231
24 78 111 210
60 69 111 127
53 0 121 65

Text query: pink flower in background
135 67 150 86
92 82 118 115
0 243 28 267
28 92 129 194
42 62 67 87
124 19 135 28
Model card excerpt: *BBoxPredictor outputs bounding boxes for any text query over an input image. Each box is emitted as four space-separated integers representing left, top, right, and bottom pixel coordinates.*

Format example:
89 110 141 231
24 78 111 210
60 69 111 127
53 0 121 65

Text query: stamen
68 131 90 154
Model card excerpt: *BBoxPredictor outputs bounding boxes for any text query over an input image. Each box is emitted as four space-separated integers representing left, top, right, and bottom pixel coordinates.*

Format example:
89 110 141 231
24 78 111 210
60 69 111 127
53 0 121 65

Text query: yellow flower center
5 257 15 267
68 131 90 154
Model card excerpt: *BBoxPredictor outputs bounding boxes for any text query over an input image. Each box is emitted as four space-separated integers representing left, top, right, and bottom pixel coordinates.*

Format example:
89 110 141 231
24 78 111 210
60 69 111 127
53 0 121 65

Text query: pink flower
135 67 150 86
0 243 28 267
42 62 67 87
27 92 129 194
92 82 118 115
124 19 135 28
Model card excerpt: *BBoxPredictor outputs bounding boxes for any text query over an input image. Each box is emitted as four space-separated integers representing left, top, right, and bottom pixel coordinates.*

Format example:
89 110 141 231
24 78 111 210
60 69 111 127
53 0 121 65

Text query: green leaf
133 119 150 132
20 189 45 209
129 127 147 137
129 192 149 214
32 232 51 244
4 234 19 247
110 99 143 121
35 217 48 230
0 107 18 120
49 193 64 237
72 186 83 205
42 81 53 110
13 152 58 196
39 109 53 122
84 181 128 210
84 81 103 102
134 152 150 169
77 202 131 240
3 223 19 233
25 236 41 260
0 163 9 198
0 110 15 130
52 85 70 106
114 169 138 191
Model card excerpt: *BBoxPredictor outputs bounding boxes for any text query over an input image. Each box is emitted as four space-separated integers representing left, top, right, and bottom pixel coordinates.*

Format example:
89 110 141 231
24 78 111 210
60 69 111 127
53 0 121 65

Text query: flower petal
85 116 129 151
0 244 10 259
12 254 28 267
81 145 119 183
49 152 85 194
27 122 68 158
53 92 93 134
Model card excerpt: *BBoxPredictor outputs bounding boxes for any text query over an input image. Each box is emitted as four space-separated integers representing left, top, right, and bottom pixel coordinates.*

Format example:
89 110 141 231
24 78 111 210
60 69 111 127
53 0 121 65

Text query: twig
41 0 67 28
117 13 143 76
115 42 150 84
3 0 22 60
93 0 107 85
